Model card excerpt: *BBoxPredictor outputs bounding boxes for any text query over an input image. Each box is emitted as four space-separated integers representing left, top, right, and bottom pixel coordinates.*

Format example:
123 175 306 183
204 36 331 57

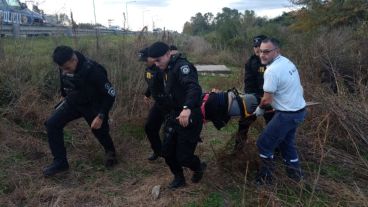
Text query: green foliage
183 8 269 50
291 0 368 31
183 12 214 36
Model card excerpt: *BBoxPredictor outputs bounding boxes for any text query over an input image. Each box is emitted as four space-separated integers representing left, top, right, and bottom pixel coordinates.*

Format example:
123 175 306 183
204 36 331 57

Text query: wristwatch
183 106 190 110
97 113 105 119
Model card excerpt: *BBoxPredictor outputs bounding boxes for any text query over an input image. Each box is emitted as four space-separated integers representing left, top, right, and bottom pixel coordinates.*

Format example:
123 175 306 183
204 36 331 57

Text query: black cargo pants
45 101 116 162
144 103 167 155
161 109 203 176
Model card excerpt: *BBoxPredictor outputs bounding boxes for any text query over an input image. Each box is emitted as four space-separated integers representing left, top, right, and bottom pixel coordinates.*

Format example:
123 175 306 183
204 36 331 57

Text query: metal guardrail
0 24 132 37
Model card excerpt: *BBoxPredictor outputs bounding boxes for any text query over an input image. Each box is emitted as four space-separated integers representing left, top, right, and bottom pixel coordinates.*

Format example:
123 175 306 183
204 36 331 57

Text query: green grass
64 130 75 146
185 192 225 207
199 66 242 92
306 161 351 180
0 171 10 195
276 185 330 207
120 121 146 140
321 165 351 180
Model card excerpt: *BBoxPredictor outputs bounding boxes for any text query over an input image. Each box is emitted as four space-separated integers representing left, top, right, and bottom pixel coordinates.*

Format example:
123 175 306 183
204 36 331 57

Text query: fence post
12 24 20 37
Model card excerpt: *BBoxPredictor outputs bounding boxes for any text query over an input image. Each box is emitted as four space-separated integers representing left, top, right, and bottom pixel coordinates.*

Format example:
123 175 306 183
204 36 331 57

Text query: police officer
43 46 117 176
244 35 268 100
236 35 275 150
141 45 181 161
140 47 166 161
148 41 206 189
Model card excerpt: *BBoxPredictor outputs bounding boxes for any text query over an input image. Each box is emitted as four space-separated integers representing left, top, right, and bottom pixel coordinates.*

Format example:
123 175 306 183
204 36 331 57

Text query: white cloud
38 0 295 32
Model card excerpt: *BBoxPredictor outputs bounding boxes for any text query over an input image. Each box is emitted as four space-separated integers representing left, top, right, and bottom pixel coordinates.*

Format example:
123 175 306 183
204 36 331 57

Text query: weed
64 130 74 146
185 192 224 207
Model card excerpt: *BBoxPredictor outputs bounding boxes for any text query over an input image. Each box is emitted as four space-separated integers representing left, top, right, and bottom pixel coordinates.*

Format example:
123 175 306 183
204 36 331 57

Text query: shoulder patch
146 72 152 79
180 65 191 75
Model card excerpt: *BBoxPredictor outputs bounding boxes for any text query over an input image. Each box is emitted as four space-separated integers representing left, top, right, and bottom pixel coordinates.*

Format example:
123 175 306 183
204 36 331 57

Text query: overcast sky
36 0 297 32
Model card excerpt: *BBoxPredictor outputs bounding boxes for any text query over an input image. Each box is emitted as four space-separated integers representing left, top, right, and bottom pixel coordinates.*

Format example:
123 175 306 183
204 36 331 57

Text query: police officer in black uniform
43 46 117 176
148 42 206 189
139 47 166 161
236 35 275 149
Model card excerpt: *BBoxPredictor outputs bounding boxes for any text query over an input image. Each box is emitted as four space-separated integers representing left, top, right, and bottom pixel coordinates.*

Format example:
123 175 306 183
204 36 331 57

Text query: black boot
256 158 274 185
104 151 118 168
147 152 159 161
169 173 186 189
285 162 304 182
43 159 69 177
191 162 207 183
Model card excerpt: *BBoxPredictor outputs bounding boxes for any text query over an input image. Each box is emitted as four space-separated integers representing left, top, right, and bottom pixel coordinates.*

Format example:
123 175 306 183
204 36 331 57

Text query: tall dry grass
0 26 368 206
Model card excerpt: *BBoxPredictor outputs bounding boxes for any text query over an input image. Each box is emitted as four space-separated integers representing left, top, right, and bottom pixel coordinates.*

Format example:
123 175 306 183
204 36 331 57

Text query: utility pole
92 0 99 50
125 1 136 30
142 9 150 29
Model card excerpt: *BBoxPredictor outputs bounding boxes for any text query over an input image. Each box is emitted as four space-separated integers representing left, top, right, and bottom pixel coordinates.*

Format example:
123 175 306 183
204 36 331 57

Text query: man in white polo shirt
253 37 307 185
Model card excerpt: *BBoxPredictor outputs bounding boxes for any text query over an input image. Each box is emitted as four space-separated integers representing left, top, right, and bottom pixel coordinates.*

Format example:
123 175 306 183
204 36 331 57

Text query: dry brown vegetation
0 24 368 206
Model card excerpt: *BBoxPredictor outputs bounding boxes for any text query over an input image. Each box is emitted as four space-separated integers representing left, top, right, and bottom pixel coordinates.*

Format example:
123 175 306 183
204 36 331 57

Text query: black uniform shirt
244 54 267 97
144 64 165 100
60 51 116 116
163 54 202 111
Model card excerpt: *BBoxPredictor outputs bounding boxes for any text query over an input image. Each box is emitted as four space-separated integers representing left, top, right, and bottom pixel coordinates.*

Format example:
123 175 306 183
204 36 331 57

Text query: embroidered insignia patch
104 83 111 89
180 65 190 74
105 83 116 97
146 72 152 79
108 88 116 96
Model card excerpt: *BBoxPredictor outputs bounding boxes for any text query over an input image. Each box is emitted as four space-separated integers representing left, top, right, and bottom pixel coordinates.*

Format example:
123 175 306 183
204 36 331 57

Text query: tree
214 7 242 49
290 0 368 31
182 12 214 35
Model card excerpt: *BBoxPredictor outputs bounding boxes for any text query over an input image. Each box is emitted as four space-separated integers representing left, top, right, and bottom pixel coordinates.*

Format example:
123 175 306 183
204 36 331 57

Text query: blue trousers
257 109 306 168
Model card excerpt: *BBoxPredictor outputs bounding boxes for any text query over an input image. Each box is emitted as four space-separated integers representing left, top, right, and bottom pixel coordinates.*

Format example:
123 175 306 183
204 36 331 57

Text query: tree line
182 0 368 50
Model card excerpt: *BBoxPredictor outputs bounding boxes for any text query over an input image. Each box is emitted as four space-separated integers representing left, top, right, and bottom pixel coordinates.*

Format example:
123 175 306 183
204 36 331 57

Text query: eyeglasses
260 48 277 54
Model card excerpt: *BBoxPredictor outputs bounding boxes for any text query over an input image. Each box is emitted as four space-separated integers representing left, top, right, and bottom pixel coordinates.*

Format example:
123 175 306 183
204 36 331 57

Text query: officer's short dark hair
253 35 267 47
261 37 280 48
148 41 169 58
169 45 178 50
138 47 149 62
53 45 74 66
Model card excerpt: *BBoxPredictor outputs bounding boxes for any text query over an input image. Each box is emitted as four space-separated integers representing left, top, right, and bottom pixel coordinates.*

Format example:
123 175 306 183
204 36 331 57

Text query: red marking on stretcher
201 93 209 123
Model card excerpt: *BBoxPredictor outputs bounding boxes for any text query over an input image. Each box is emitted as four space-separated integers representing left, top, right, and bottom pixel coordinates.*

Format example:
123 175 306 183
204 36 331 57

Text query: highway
0 24 132 37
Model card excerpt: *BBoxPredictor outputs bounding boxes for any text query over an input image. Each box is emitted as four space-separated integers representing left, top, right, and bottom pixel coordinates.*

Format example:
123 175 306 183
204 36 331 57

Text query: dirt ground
0 117 262 207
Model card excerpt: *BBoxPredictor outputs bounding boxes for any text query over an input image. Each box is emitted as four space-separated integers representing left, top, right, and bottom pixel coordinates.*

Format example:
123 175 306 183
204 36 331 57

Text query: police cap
148 41 169 58
253 35 267 47
169 45 178 50
138 47 149 61
53 45 74 66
